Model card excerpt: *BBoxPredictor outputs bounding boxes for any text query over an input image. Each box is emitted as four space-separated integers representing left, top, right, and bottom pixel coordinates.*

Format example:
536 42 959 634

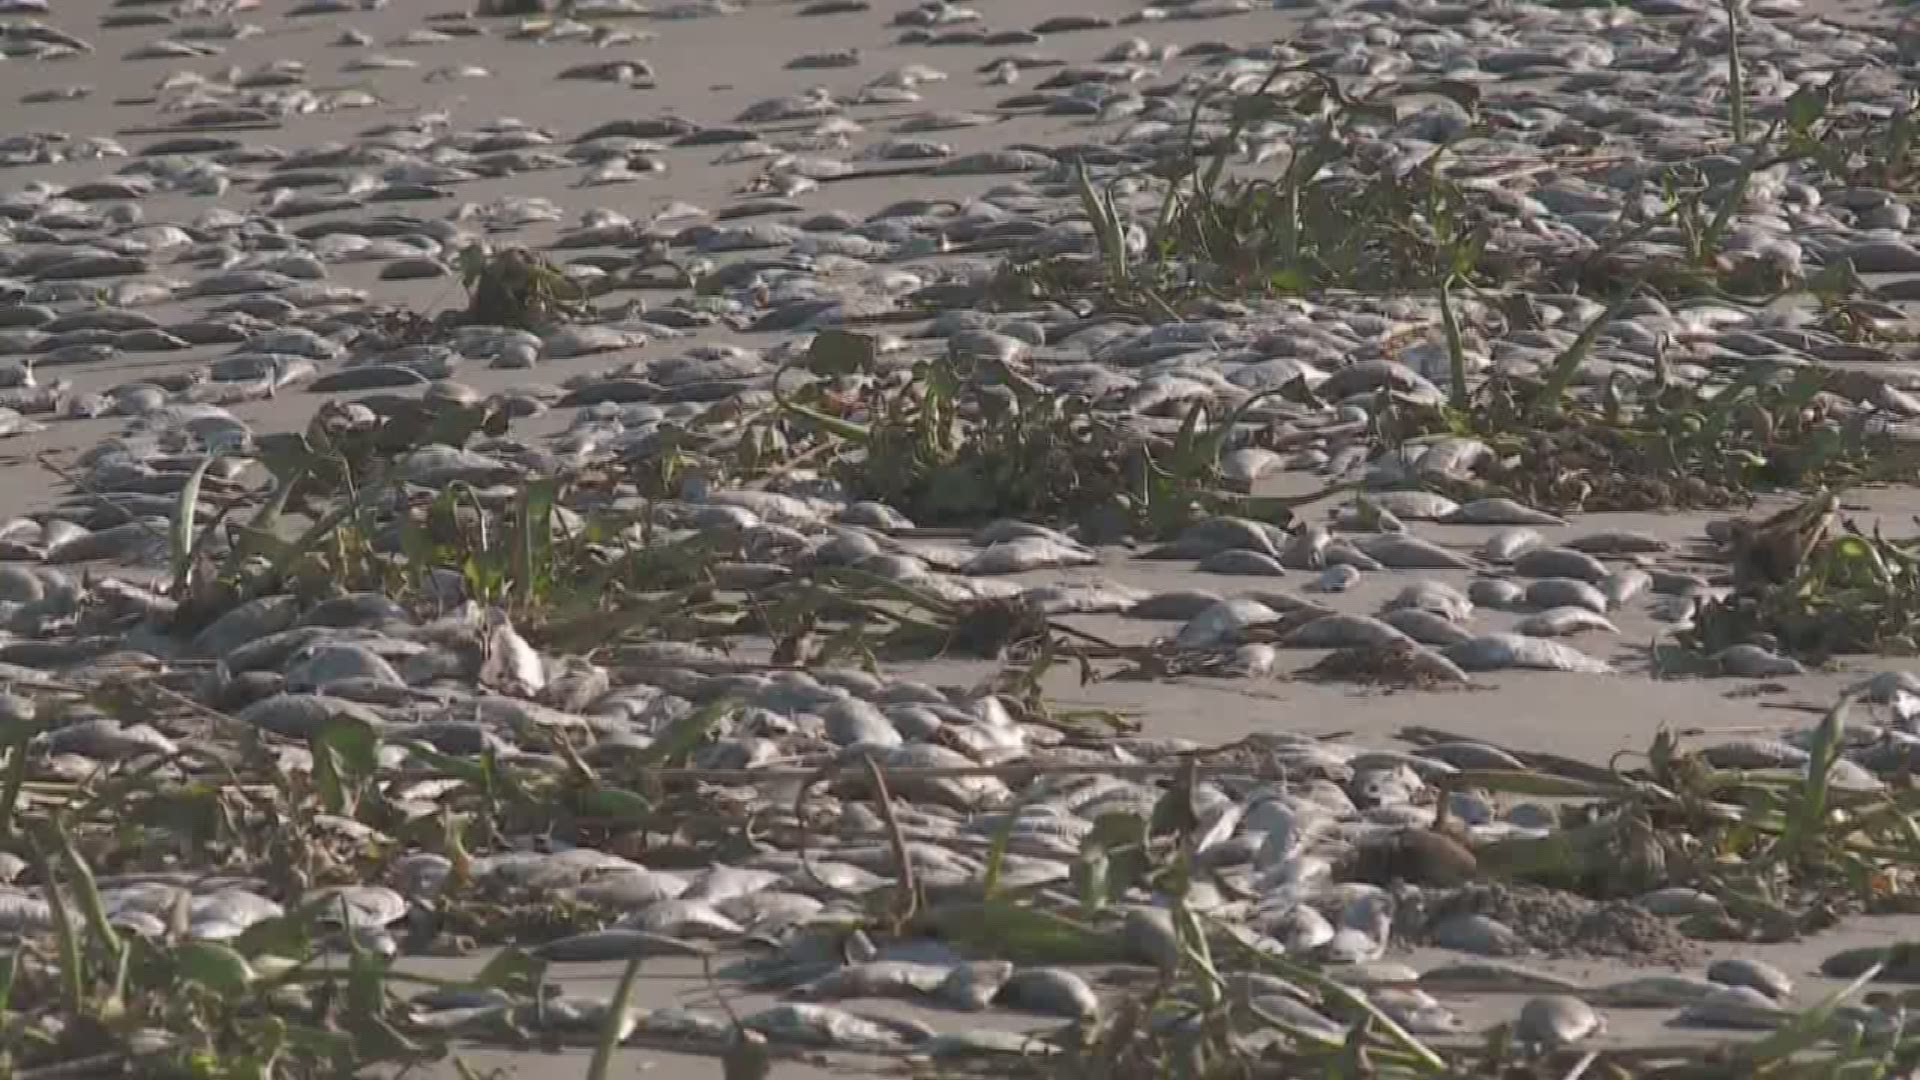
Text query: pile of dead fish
0 0 1916 1066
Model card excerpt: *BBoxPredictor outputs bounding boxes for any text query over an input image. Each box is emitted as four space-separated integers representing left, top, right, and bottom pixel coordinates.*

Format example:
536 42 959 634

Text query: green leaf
0 718 34 840
175 941 255 997
404 743 489 785
233 914 313 962
473 948 545 996
513 477 558 607
577 786 653 822
1785 83 1826 136
633 696 738 770
344 946 389 1021
805 330 878 376
1531 285 1643 419
586 956 644 1080
1438 277 1469 410
982 793 1039 901
909 901 1121 965
170 452 215 596
1075 812 1151 912
310 715 380 817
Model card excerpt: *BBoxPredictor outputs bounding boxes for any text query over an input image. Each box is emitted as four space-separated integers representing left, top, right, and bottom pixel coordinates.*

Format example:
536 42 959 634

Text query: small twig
863 752 917 933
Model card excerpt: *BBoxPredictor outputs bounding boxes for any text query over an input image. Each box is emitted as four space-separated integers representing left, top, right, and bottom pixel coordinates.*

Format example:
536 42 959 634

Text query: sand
9 0 1920 1076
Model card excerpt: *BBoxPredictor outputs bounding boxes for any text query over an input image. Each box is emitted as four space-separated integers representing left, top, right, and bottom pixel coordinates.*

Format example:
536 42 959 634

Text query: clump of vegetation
456 244 588 330
1687 493 1920 660
993 72 1505 317
768 330 1332 536
985 64 1915 516
156 387 1162 698
940 708 1920 1080
1394 359 1897 512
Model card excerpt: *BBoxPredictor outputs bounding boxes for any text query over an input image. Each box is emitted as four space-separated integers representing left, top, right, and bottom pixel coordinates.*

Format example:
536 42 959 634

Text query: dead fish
1280 525 1331 569
1444 633 1612 674
1129 590 1226 620
1699 738 1809 769
1123 906 1183 970
1444 498 1566 526
1336 961 1424 989
1707 957 1792 1002
1359 491 1460 520
1565 528 1669 555
42 718 176 760
937 960 1015 1011
1282 614 1413 649
632 1006 736 1043
742 1003 912 1050
1324 541 1385 571
1650 569 1712 596
1591 975 1725 1008
1514 606 1619 637
1481 528 1544 563
717 891 825 928
479 610 545 694
1467 578 1526 608
1524 578 1610 614
1412 437 1494 478
1651 591 1697 618
1635 887 1724 918
193 594 302 657
615 899 745 938
1516 995 1604 1046
962 536 1097 575
1511 547 1610 583
919 1028 1061 1059
563 868 690 908
1319 926 1386 964
1712 644 1805 678
1599 568 1652 608
237 693 388 740
1179 516 1284 558
513 994 638 1043
1221 447 1284 483
1382 580 1474 622
1175 598 1280 649
1225 642 1280 676
1418 961 1586 994
790 960 951 1001
995 967 1099 1018
1197 549 1288 576
1249 994 1346 1044
1381 608 1475 647
1671 985 1790 1030
1357 534 1477 569
1821 944 1920 979
1372 988 1465 1035
1259 903 1335 953
1310 564 1362 592
1429 912 1527 957
1415 742 1527 770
